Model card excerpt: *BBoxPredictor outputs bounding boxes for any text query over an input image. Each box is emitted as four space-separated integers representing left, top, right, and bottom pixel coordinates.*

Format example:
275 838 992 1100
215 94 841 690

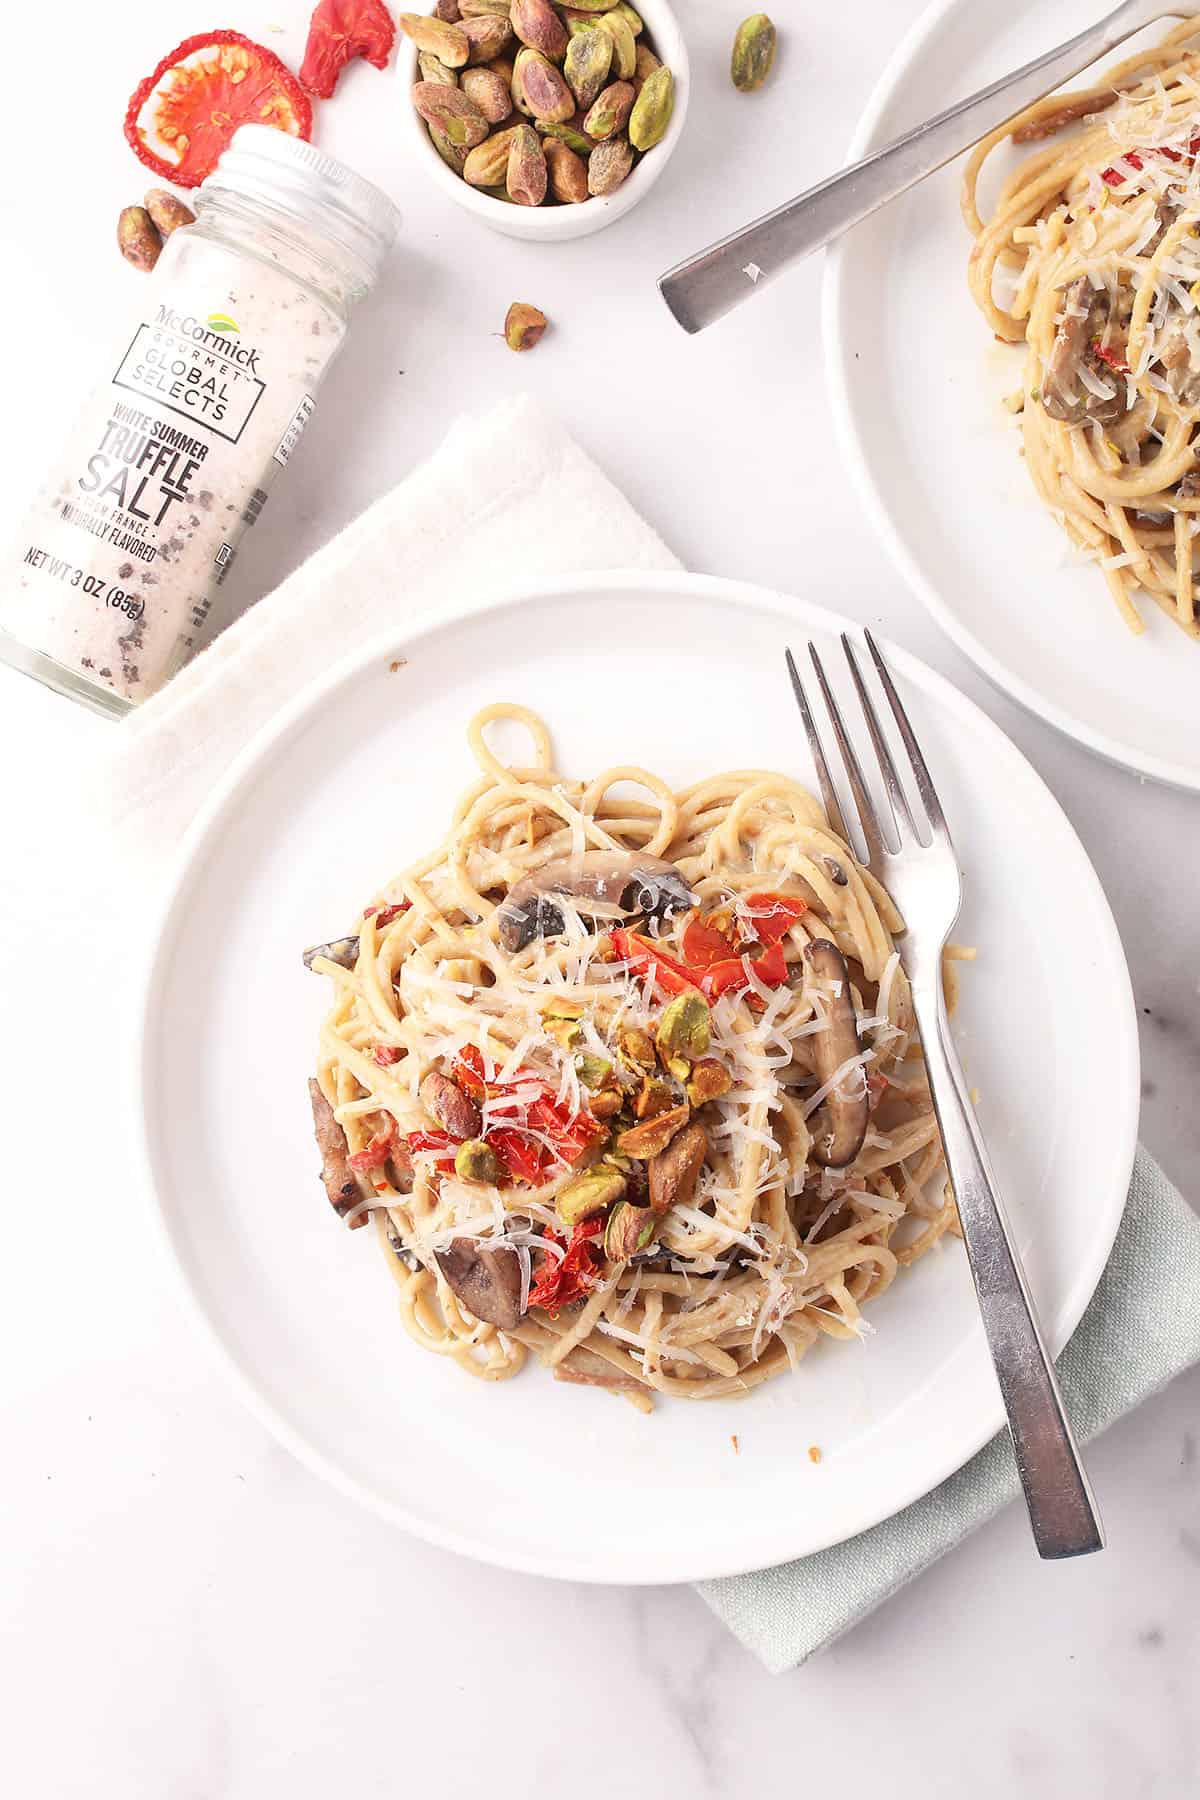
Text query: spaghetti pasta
306 706 958 1407
964 18 1200 638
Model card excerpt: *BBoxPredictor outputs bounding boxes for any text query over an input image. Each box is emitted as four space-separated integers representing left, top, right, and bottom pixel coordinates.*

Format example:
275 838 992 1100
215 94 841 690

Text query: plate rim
822 0 1200 795
132 569 1139 1583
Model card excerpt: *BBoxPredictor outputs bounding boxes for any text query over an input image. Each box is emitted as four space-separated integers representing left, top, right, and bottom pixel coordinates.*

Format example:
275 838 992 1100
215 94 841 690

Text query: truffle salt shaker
0 126 398 717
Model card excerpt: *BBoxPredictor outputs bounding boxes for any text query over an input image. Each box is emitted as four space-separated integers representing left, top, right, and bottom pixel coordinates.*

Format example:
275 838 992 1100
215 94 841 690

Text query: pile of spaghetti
965 19 1200 638
305 705 958 1409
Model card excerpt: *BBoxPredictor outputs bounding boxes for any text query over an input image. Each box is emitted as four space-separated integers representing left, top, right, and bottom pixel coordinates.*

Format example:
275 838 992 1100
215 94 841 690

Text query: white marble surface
3 1 1199 1792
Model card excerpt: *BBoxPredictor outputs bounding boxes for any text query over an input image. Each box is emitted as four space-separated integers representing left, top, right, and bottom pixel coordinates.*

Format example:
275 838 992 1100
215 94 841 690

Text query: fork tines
784 632 951 870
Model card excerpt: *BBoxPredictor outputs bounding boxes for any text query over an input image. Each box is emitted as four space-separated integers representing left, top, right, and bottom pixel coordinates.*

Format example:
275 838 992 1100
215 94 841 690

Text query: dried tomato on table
124 32 312 189
301 0 396 100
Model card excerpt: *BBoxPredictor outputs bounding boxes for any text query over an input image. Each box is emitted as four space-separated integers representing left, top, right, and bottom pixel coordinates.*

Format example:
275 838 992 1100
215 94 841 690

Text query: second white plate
826 0 1200 790
136 572 1138 1582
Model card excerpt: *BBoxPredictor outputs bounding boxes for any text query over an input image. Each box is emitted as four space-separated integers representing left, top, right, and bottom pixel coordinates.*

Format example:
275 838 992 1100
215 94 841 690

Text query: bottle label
1 246 339 706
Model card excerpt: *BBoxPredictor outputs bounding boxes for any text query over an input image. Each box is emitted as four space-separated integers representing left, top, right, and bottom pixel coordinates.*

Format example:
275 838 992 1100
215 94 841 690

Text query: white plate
825 0 1200 792
135 572 1138 1583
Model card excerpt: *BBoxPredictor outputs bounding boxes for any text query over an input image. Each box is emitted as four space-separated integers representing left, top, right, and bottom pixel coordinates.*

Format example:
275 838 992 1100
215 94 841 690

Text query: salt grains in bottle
0 126 398 715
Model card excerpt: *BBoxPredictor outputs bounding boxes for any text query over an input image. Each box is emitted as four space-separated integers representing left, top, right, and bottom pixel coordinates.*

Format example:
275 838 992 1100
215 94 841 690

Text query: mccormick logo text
154 305 260 372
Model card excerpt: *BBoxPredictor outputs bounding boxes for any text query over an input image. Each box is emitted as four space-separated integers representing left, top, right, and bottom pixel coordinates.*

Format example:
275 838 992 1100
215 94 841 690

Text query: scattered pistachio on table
504 301 549 350
118 206 162 273
409 0 675 207
118 190 196 272
144 189 196 237
731 13 777 92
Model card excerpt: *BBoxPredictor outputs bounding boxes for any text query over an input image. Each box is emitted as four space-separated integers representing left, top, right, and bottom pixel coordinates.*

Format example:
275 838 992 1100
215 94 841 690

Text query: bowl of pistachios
398 0 689 240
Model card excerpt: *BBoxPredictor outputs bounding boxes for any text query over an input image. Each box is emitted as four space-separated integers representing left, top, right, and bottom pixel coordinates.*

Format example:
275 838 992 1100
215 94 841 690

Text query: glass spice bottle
0 125 398 716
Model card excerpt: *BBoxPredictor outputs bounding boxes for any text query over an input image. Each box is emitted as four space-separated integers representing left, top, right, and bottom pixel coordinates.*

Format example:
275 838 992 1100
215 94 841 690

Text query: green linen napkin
697 1149 1199 1671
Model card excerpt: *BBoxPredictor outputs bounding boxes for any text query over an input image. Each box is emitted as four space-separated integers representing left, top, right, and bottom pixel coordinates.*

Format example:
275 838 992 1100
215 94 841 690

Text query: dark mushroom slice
497 850 696 953
435 1237 525 1331
648 1121 708 1215
308 1078 365 1226
802 940 869 1170
302 935 359 972
1041 275 1129 426
553 1345 646 1390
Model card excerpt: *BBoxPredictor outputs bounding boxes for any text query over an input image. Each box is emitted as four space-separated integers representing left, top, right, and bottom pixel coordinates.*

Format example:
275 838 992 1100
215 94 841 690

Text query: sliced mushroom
420 1070 482 1140
802 940 868 1169
1042 276 1128 426
553 1345 645 1391
821 855 848 886
1011 90 1117 142
302 935 359 972
497 850 695 953
648 1121 708 1215
435 1237 524 1331
308 1078 365 1226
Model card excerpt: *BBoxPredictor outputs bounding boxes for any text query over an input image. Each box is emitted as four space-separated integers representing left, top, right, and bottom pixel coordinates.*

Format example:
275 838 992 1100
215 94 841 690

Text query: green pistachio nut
731 13 777 92
460 66 513 122
632 42 660 90
428 122 469 172
583 78 635 141
412 81 490 147
462 13 514 65
504 301 548 351
511 0 569 62
418 50 460 86
574 1052 614 1088
604 1201 657 1260
506 122 549 205
596 10 637 79
628 64 673 151
463 125 521 186
536 116 596 155
454 1138 503 1183
564 26 613 111
557 1165 627 1226
655 990 711 1061
513 47 575 123
398 13 470 67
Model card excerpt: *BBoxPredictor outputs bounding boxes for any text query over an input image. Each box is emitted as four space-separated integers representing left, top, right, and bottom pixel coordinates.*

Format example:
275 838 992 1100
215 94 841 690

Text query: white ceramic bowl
399 1 689 241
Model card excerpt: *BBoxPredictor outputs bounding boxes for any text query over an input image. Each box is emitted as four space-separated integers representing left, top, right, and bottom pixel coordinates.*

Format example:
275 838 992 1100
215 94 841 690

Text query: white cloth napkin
107 396 1199 1671
104 396 677 877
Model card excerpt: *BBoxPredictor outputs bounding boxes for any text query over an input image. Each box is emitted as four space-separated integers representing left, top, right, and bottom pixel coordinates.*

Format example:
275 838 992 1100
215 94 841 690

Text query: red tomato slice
743 893 808 947
681 914 736 969
610 929 700 997
124 31 313 189
489 1129 544 1186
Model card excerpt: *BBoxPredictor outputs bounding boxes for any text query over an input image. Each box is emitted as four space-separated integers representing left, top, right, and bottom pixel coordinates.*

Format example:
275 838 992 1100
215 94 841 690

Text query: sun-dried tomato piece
301 0 396 100
124 31 313 190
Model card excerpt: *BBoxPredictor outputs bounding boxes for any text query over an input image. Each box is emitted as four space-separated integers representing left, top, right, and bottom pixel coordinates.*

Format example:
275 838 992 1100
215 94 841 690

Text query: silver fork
660 0 1180 333
786 633 1104 1560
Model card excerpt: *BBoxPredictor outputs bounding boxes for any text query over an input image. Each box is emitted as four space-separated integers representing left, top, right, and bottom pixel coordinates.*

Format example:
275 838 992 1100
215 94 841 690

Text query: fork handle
658 0 1167 334
910 981 1104 1559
